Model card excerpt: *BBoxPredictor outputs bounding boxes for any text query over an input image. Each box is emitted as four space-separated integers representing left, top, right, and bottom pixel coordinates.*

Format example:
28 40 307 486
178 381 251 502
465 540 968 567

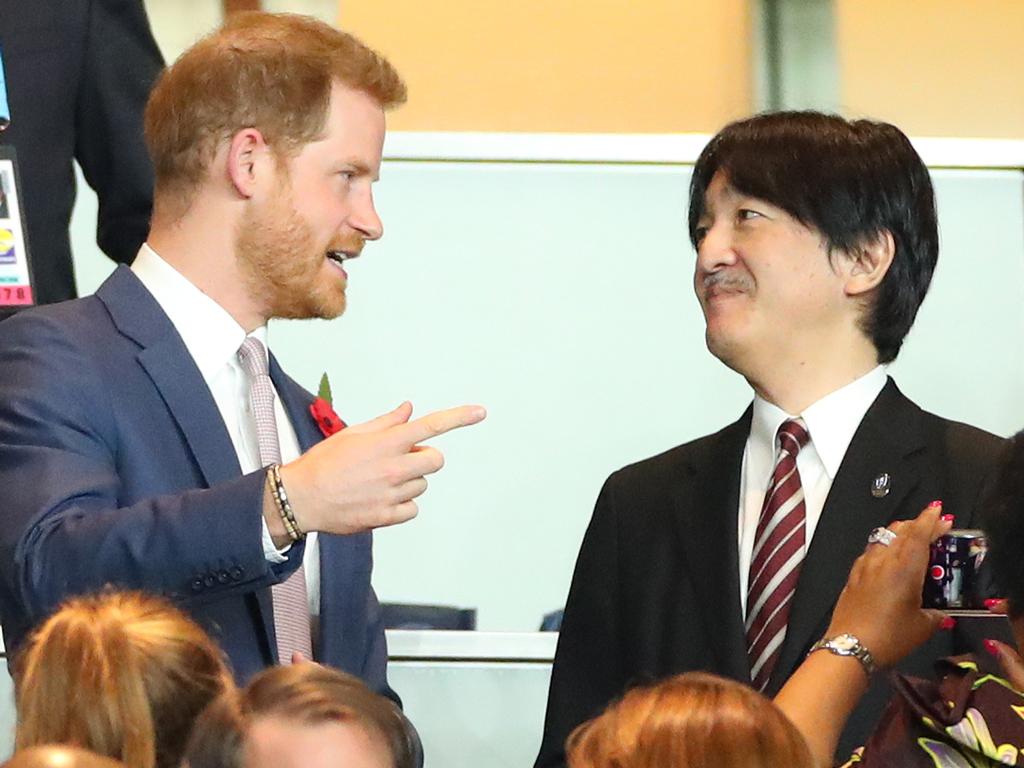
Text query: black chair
539 608 564 632
380 602 477 630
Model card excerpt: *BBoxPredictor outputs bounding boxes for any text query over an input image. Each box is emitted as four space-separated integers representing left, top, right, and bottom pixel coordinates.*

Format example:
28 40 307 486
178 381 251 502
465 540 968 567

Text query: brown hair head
185 663 417 768
567 672 815 768
14 591 233 768
144 11 406 220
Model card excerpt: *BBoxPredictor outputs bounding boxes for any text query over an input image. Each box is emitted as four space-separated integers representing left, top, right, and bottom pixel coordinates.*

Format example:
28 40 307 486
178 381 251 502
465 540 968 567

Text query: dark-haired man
535 112 1005 767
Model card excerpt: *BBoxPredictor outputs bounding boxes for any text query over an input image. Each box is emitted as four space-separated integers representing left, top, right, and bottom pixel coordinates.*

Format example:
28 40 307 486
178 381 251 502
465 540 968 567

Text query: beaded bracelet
267 463 304 542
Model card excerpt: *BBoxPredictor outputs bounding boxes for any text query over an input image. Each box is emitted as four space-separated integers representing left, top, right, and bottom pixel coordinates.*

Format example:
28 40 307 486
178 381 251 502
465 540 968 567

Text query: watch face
834 635 858 652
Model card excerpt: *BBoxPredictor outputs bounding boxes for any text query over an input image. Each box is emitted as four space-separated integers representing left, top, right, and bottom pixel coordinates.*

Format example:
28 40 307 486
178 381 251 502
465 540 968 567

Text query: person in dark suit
535 112 1007 767
0 0 163 308
0 12 485 699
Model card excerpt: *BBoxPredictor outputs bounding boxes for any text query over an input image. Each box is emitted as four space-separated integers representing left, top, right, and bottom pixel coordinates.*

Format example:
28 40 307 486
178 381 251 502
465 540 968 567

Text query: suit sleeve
74 0 164 265
0 313 297 644
535 475 625 768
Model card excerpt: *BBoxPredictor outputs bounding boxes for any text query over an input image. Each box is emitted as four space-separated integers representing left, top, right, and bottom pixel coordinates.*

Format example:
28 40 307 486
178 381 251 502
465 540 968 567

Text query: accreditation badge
0 146 36 309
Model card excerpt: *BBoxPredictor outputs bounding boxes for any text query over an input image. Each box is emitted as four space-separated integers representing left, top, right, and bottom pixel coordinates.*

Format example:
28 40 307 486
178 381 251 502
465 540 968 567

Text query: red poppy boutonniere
310 373 346 437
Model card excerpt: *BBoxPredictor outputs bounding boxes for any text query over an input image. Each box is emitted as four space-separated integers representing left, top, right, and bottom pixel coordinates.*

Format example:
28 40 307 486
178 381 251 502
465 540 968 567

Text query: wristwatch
808 633 876 676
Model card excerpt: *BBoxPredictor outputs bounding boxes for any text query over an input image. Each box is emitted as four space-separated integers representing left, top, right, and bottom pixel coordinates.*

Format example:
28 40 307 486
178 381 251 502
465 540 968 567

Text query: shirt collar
131 244 269 383
749 365 888 480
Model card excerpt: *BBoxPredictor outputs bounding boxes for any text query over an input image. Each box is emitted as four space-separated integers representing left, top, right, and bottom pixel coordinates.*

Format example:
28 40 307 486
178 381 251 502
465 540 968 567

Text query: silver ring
867 526 898 547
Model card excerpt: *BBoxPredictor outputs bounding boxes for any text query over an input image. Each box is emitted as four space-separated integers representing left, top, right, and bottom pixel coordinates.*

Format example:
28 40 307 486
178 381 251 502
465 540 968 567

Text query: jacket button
217 570 230 584
191 578 204 592
204 574 216 588
230 566 244 581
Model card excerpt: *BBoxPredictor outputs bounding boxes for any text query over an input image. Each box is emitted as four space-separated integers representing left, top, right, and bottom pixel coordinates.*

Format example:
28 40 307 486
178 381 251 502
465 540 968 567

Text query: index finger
902 502 945 548
391 404 487 449
889 503 945 572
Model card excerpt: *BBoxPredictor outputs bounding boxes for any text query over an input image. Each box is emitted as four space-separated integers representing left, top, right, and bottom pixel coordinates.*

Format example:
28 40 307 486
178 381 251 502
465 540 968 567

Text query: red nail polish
927 500 943 509
984 638 1000 657
985 598 1003 609
939 616 956 630
941 514 955 523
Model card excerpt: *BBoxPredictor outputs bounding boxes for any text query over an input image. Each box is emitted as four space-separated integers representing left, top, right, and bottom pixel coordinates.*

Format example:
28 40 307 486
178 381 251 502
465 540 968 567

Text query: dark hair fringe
688 111 939 363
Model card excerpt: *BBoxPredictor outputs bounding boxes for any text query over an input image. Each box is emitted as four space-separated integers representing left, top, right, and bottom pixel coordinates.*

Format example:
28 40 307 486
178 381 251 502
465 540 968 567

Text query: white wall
70 156 1024 631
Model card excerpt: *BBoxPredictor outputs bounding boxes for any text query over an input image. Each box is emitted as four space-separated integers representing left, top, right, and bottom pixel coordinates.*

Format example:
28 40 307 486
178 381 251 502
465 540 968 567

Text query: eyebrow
338 159 380 182
701 181 743 217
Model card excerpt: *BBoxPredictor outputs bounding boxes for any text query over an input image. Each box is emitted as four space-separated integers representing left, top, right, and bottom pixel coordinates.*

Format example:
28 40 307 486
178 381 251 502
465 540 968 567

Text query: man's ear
843 230 895 297
225 128 270 199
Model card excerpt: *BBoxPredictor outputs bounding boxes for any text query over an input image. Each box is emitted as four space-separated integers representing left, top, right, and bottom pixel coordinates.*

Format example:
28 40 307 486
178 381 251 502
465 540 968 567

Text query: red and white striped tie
745 418 810 692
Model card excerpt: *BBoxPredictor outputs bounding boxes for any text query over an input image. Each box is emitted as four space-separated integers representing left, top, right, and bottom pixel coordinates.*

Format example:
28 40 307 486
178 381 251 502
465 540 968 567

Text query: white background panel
70 160 1024 631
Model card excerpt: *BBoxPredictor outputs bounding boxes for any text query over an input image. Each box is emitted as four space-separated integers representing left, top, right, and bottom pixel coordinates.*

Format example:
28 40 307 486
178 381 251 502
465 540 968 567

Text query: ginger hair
15 591 233 768
567 672 814 768
144 11 406 222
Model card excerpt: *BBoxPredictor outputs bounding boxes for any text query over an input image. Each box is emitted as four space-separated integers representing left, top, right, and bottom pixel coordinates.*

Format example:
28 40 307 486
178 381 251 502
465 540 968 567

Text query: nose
350 187 384 241
694 221 737 278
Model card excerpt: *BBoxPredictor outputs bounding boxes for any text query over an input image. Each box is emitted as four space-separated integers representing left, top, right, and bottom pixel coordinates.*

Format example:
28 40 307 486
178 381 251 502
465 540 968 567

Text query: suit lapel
673 409 752 682
769 380 928 691
97 267 241 486
98 268 298 662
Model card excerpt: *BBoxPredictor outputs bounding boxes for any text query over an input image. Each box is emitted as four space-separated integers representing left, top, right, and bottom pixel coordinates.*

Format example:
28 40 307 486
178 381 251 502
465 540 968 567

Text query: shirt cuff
261 517 290 562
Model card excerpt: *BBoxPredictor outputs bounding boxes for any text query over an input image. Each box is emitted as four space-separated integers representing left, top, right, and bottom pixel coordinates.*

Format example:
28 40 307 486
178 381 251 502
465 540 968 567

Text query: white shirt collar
131 244 269 382
749 365 888 481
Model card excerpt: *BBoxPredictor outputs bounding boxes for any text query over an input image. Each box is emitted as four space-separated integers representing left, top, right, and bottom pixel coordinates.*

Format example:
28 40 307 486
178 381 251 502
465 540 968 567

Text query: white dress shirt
737 365 888 615
132 244 321 616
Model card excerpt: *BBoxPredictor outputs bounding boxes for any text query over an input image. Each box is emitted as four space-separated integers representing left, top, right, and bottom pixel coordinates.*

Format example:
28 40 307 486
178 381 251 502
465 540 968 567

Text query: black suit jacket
535 380 1007 767
0 0 163 306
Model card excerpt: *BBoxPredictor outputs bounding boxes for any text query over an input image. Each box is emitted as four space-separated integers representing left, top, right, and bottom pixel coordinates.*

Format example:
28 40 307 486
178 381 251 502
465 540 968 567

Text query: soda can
923 529 989 610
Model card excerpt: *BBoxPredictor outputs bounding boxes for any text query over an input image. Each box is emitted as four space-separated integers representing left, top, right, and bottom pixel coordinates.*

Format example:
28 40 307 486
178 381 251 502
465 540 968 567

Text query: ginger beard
234 177 363 321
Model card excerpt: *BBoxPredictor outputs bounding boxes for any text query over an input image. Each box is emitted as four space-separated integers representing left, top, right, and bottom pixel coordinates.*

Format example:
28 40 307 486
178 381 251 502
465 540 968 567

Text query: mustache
700 271 753 295
329 235 366 256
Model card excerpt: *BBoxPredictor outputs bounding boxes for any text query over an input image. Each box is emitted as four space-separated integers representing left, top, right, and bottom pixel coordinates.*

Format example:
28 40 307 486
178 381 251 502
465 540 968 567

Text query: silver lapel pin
871 473 891 498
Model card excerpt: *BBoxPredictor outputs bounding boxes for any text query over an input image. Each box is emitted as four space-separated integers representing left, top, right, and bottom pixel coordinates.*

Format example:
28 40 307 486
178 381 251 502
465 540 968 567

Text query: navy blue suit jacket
0 267 392 695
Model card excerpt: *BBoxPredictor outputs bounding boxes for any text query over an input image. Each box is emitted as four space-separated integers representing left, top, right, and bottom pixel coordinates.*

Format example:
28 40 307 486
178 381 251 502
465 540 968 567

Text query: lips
324 251 354 281
326 250 356 266
704 284 745 302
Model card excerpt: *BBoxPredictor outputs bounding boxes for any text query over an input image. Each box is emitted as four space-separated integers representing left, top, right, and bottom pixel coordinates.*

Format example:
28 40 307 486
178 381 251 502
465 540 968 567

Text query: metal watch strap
808 633 876 676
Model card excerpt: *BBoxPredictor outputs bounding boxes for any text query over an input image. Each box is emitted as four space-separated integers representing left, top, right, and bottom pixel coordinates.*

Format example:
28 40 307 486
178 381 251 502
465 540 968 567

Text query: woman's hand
824 501 953 669
981 600 1024 691
984 639 1024 691
777 503 953 767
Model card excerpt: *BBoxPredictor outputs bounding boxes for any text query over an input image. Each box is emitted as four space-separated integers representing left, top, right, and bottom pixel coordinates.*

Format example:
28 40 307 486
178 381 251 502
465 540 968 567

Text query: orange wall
340 0 753 133
836 0 1024 138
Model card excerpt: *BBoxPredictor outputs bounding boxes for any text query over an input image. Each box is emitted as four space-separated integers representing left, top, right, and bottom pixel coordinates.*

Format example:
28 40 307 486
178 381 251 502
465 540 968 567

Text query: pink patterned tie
745 418 810 692
237 337 314 664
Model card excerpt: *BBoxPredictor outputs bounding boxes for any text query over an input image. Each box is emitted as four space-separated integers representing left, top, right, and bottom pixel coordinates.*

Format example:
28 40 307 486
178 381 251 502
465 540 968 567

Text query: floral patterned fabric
842 655 1024 767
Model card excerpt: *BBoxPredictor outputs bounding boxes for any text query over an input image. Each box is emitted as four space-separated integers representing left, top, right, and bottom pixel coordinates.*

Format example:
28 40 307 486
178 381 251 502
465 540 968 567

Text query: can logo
923 529 989 609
